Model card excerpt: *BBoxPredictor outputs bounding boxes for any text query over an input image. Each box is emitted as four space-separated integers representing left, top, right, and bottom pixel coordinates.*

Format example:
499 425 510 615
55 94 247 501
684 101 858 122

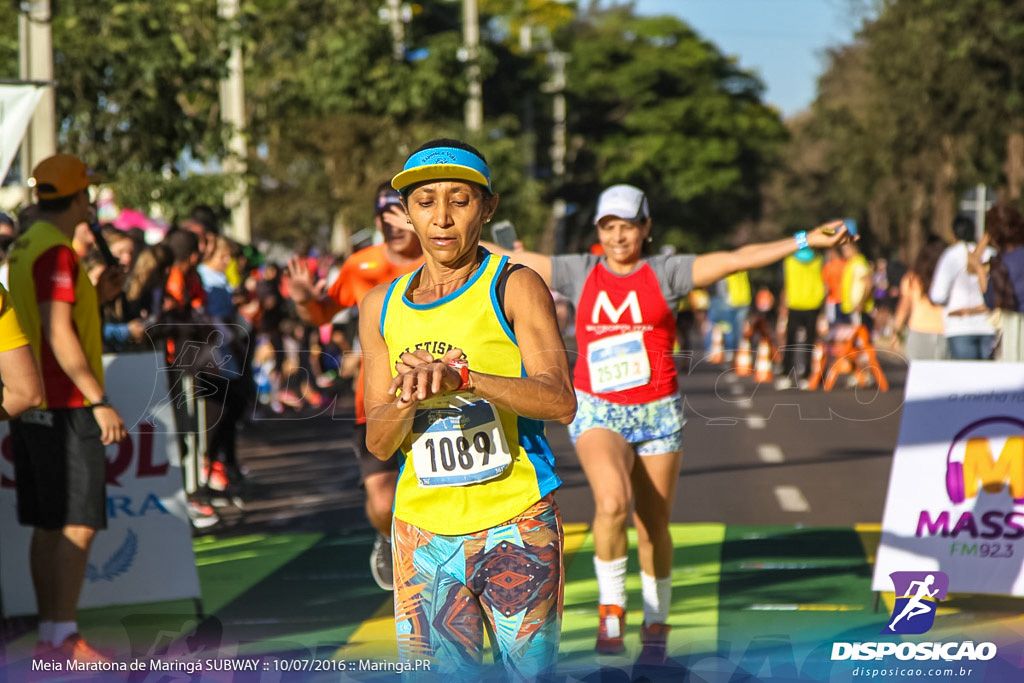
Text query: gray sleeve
647 254 697 309
550 254 601 308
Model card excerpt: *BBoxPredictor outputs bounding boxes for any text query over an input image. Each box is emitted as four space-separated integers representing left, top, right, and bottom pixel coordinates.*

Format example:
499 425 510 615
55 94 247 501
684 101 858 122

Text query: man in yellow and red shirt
288 182 422 591
7 154 127 661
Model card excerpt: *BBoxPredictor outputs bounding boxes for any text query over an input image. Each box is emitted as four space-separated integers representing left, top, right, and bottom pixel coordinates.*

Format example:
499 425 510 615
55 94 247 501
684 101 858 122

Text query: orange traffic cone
708 325 725 364
807 341 825 390
734 335 752 376
854 327 889 392
754 339 774 383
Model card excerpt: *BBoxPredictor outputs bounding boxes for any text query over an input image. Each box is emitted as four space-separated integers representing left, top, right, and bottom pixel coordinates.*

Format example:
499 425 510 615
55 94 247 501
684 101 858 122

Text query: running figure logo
883 571 949 634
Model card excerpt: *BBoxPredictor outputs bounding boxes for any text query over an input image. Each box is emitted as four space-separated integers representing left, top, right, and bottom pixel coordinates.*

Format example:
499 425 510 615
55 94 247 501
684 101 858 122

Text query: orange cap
28 154 91 200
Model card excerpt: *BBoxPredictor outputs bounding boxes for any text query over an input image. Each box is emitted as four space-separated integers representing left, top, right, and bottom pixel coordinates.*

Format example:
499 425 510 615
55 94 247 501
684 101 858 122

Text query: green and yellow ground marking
8 522 1024 671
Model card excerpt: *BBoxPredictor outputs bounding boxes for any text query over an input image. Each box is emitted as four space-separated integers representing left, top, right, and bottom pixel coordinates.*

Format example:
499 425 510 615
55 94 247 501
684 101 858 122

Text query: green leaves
563 7 785 248
0 0 785 252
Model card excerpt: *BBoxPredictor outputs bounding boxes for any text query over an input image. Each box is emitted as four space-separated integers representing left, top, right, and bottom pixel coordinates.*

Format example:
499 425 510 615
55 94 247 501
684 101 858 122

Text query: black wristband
92 395 112 408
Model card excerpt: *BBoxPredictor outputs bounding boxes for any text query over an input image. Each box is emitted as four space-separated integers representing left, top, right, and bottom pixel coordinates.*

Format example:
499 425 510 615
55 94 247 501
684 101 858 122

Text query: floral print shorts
568 390 685 456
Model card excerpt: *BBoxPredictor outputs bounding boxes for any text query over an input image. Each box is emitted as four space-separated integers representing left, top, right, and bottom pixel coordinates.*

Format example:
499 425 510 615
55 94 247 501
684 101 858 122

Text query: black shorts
12 408 108 531
353 422 400 481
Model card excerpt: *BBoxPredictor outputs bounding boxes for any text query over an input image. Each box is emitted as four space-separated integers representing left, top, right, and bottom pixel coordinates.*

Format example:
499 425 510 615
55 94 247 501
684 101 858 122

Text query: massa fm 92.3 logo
945 416 1024 505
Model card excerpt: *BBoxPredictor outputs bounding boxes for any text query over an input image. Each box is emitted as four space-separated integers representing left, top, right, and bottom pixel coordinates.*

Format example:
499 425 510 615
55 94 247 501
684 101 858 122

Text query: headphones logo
945 416 1024 505
883 571 948 635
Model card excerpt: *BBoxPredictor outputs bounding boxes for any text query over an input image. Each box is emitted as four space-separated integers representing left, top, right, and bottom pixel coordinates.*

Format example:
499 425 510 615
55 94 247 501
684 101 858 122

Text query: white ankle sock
52 622 77 646
641 571 671 625
38 621 54 645
594 556 628 608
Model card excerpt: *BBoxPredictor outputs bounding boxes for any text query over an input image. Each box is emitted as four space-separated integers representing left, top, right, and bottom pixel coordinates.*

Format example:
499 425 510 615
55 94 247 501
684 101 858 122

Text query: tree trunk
929 135 957 253
867 195 890 258
1004 131 1024 201
330 210 351 257
904 182 927 267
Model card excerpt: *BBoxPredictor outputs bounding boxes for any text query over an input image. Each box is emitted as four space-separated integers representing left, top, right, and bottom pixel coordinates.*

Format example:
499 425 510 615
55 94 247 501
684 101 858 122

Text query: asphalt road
219 352 908 536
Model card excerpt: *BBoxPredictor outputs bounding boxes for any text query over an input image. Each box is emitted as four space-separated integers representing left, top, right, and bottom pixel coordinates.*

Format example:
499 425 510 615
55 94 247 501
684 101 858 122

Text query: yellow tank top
725 271 752 307
784 255 825 310
841 253 875 315
380 251 560 535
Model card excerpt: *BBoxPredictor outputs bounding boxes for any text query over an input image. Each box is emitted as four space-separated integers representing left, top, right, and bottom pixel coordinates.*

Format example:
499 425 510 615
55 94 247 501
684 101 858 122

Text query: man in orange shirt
288 182 423 590
821 246 847 328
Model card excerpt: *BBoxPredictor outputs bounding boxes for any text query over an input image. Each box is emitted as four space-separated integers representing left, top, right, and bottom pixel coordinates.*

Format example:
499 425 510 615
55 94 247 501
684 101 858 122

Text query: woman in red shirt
487 185 851 664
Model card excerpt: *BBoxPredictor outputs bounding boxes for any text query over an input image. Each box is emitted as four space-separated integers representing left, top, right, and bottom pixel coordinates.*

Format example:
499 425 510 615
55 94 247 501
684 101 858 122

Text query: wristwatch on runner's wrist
448 358 471 392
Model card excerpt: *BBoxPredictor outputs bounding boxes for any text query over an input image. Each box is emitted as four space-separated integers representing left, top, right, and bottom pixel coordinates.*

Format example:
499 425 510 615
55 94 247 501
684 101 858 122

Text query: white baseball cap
594 184 650 224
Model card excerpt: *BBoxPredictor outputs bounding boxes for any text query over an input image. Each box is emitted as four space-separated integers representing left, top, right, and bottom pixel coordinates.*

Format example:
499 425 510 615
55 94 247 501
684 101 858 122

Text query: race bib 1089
409 396 513 488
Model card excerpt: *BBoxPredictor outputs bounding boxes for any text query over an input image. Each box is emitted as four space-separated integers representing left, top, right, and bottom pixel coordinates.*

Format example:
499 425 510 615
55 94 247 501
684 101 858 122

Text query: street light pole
463 0 482 133
543 50 568 253
19 0 56 189
218 0 251 243
386 0 405 61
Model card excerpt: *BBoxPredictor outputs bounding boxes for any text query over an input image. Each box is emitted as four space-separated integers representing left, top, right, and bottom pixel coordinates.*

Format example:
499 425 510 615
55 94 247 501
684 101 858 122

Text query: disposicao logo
832 570 997 664
883 571 948 635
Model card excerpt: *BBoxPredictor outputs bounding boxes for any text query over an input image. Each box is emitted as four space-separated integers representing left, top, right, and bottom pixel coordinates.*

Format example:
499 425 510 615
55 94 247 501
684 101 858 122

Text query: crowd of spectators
2 196 1021 533
0 200 361 529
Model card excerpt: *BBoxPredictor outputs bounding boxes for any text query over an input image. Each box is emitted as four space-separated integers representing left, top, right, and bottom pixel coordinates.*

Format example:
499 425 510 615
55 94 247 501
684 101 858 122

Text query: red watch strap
448 358 470 391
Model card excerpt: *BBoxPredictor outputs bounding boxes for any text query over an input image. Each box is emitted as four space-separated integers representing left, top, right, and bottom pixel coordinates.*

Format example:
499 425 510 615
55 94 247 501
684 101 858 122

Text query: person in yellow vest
360 139 576 679
706 270 751 357
840 240 875 333
776 244 825 389
7 154 127 663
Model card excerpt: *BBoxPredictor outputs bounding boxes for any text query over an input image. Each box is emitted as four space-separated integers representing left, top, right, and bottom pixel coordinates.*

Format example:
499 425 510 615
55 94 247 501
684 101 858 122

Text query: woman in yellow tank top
360 138 576 680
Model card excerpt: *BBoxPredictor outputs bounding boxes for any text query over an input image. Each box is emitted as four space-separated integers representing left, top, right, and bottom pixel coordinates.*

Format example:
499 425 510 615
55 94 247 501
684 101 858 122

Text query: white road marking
758 444 784 463
775 485 810 512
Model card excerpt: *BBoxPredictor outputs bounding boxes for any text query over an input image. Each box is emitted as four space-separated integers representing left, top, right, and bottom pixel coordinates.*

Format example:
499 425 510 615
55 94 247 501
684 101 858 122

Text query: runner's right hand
286 255 325 304
390 348 465 403
93 405 127 445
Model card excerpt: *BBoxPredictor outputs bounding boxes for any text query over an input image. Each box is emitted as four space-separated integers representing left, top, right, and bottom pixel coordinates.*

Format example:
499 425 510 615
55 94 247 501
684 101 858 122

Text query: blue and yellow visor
391 146 492 195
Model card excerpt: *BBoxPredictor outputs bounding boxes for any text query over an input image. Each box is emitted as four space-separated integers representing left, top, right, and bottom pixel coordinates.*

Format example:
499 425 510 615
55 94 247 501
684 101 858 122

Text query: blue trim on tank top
401 249 493 310
380 276 404 337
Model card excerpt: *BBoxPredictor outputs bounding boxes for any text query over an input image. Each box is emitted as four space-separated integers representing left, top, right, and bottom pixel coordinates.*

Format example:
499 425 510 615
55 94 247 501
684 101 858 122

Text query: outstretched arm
479 240 553 286
692 221 849 288
287 255 344 326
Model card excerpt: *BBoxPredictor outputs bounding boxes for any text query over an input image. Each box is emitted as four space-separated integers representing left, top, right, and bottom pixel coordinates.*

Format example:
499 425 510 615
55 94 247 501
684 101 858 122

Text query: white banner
0 352 201 616
873 360 1024 595
0 84 45 184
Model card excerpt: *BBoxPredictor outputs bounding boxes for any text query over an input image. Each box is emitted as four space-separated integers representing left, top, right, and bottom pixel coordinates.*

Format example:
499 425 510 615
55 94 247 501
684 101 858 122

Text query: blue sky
632 0 866 117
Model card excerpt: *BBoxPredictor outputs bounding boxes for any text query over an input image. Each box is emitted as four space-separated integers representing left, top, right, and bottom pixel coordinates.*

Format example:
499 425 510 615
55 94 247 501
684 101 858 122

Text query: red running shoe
595 604 626 654
278 389 303 408
207 461 230 491
56 634 112 664
637 622 671 666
